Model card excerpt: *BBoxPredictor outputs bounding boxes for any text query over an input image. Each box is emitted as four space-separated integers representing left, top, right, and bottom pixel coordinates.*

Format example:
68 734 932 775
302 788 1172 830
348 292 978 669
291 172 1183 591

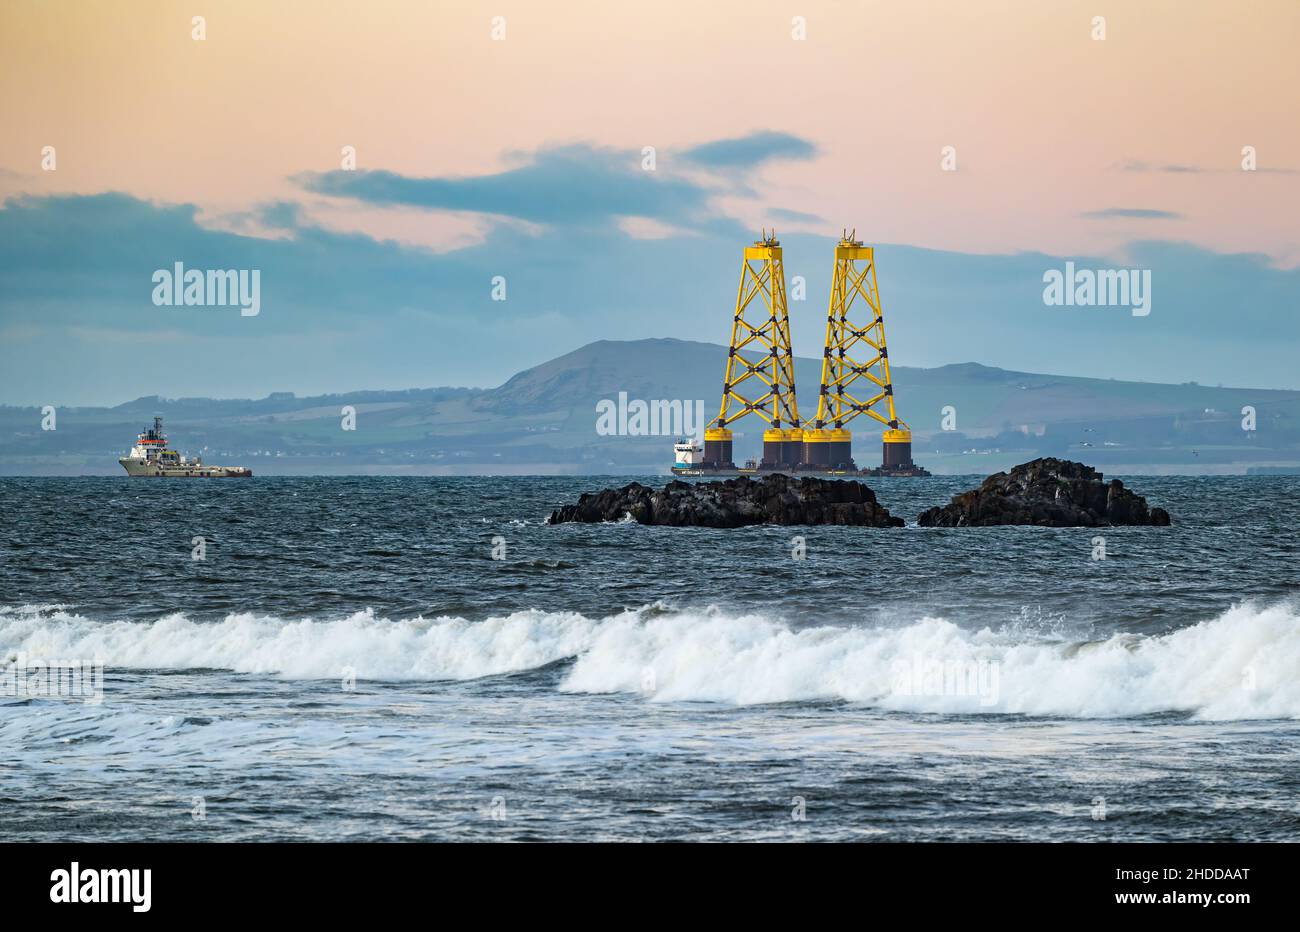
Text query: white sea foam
0 606 599 683
2 602 1297 720
561 603 1300 720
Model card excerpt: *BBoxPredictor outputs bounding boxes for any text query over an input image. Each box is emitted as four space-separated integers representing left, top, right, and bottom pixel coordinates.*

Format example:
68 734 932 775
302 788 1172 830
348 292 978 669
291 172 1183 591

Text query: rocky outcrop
547 474 904 528
917 458 1171 527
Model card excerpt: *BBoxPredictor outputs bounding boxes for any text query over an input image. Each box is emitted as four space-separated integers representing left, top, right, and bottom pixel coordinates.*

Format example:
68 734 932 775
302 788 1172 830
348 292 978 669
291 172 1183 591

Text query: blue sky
1 135 1298 406
4 2 1297 406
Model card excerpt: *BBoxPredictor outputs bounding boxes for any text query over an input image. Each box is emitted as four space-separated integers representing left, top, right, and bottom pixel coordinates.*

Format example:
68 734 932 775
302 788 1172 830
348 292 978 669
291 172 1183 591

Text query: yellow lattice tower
703 232 802 470
805 231 915 470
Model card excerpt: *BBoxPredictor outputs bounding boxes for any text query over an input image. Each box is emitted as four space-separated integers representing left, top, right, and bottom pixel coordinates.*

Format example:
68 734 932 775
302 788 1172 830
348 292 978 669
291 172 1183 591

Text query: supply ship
670 231 930 479
119 417 252 477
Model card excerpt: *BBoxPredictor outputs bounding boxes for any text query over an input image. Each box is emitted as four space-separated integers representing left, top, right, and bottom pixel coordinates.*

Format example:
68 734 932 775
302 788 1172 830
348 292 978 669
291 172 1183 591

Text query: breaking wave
0 607 599 683
2 601 1297 720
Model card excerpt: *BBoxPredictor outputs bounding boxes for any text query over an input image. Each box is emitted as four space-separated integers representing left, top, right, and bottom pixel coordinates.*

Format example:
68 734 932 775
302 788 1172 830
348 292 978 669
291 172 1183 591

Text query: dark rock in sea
916 458 1172 528
547 474 904 528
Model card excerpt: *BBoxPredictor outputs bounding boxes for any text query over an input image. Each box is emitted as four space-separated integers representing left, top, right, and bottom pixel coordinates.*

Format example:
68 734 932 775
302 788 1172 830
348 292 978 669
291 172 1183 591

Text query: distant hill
3 338 1298 475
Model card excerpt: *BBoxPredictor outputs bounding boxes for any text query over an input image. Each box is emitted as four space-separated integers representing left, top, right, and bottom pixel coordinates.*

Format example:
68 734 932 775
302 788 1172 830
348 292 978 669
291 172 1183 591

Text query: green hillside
3 339 1298 475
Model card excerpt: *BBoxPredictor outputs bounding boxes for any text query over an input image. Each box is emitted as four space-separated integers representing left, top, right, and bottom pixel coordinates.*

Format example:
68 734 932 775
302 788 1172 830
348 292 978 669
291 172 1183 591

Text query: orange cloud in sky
2 0 1296 262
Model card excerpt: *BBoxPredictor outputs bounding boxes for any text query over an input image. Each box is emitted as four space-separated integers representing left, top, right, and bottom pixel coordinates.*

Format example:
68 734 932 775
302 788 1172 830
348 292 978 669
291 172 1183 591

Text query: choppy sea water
2 475 1298 842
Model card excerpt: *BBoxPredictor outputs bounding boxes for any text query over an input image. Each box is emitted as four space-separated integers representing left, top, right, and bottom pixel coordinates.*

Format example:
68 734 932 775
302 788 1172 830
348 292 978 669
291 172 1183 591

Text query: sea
2 475 1298 841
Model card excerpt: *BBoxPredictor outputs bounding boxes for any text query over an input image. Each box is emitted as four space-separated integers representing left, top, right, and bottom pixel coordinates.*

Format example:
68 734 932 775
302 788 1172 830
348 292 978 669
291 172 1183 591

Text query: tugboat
119 417 252 477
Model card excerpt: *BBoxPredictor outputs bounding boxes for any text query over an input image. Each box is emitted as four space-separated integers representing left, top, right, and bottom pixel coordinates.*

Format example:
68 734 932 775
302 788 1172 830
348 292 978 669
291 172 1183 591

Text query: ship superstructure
119 417 252 477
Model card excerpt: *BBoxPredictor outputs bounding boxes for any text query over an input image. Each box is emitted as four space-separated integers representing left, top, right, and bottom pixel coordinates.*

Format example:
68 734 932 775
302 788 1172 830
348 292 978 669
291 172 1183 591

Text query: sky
1 0 1297 405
